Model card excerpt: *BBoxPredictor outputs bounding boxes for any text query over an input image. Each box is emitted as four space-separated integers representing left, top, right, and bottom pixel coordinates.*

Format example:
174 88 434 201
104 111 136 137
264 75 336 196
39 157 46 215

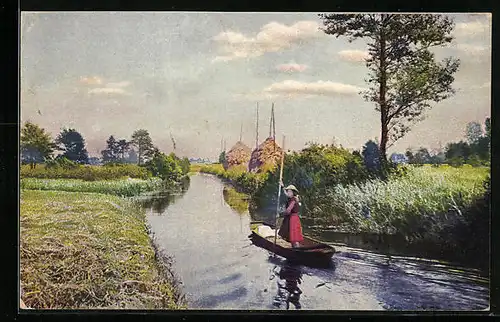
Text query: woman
278 183 304 248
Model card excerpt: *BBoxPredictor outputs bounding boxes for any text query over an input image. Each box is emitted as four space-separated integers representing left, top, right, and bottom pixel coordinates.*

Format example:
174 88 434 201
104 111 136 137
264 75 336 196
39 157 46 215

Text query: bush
144 153 184 183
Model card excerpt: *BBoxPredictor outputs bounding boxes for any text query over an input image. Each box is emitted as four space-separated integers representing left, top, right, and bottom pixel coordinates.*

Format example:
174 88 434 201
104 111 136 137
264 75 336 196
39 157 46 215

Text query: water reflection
272 260 303 310
222 186 250 215
139 177 191 214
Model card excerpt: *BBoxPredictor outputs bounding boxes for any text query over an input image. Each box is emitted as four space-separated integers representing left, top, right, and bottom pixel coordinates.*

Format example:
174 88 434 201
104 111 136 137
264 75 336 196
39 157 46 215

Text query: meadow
20 162 187 309
21 163 151 181
21 178 164 197
20 190 185 309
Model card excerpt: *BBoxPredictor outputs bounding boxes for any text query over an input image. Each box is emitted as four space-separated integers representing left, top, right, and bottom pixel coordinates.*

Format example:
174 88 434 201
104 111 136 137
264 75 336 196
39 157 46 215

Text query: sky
20 12 491 159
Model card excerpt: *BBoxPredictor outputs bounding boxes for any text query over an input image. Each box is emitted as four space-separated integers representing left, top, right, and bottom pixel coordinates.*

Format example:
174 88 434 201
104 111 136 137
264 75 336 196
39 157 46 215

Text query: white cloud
80 76 103 85
212 20 322 63
106 81 131 88
338 50 369 63
264 80 363 97
88 87 128 95
454 21 490 37
276 63 308 73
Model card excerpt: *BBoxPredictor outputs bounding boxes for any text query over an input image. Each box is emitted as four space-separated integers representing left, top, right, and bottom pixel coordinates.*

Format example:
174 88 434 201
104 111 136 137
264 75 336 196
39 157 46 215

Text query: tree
362 140 382 174
405 148 415 164
20 121 55 168
101 135 120 163
445 141 471 166
414 147 431 164
131 129 155 166
466 121 483 144
485 117 491 140
319 14 460 161
117 139 131 162
218 151 226 164
55 128 89 163
127 148 138 164
145 152 183 182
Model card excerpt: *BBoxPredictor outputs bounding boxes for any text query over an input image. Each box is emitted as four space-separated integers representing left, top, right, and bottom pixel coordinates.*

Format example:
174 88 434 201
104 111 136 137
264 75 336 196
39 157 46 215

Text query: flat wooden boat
249 221 336 268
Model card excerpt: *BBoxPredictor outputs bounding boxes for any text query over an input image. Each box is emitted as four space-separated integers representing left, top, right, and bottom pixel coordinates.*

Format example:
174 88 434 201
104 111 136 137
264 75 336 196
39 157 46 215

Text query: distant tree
485 117 491 140
445 141 471 166
145 152 183 182
101 135 119 163
127 148 138 164
319 13 460 161
55 128 89 164
362 140 382 174
20 121 55 168
466 121 483 144
131 129 156 166
413 147 431 164
218 151 226 164
117 139 131 162
405 148 415 164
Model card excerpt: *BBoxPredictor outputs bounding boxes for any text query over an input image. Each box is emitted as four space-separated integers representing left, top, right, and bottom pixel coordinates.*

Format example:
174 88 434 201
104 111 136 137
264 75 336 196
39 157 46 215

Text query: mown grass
321 165 490 234
20 190 185 309
21 178 164 197
21 164 151 181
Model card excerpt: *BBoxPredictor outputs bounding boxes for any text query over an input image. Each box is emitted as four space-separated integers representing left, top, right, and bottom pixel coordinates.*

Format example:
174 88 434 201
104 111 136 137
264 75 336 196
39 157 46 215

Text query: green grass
197 163 268 193
20 190 185 309
21 178 164 197
21 164 151 181
320 165 490 234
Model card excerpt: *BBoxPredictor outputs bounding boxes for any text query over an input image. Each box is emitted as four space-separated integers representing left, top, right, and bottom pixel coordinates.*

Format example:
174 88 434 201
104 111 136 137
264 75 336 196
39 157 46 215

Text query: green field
21 178 164 197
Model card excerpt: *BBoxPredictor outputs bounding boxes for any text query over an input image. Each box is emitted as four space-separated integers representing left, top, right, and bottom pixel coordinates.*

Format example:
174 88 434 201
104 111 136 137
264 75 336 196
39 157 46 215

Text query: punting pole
274 135 285 249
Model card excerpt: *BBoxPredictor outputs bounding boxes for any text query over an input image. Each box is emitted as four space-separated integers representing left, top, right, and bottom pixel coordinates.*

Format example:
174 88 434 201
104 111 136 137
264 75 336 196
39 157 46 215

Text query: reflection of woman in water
273 263 303 310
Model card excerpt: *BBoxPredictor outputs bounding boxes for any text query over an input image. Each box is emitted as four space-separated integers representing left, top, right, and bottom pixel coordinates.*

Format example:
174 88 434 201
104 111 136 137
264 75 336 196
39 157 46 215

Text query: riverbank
194 164 489 272
20 189 185 309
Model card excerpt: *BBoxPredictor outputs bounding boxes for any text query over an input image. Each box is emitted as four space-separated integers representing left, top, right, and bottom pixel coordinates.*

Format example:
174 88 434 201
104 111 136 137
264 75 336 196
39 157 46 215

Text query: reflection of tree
222 187 249 215
141 195 172 214
273 263 303 310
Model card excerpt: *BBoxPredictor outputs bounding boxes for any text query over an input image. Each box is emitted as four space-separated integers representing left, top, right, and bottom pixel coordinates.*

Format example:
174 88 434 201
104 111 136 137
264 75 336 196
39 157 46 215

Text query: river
145 173 489 310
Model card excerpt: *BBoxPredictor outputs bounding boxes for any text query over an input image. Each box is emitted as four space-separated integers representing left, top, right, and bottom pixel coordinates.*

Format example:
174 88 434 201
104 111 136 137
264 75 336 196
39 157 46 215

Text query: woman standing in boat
278 183 304 248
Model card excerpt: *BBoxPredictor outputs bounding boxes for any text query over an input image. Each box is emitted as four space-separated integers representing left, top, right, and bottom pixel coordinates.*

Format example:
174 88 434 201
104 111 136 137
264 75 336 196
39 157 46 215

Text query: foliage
45 156 79 170
144 152 184 184
21 163 151 181
21 178 163 197
320 165 489 234
131 129 156 165
362 140 382 176
55 128 89 164
21 121 56 168
466 121 483 144
20 190 184 309
102 136 133 164
319 13 460 160
218 151 226 164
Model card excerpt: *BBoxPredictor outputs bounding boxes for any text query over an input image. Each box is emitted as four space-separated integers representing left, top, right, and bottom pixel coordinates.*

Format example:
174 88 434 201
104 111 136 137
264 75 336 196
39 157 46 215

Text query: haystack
223 141 252 170
248 137 284 173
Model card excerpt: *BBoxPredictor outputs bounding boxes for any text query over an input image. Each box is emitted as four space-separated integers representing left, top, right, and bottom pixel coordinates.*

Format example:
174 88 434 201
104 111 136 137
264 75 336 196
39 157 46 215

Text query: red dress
278 197 304 243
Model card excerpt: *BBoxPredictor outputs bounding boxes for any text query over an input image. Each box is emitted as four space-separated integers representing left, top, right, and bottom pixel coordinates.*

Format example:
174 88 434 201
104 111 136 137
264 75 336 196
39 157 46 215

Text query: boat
249 221 336 268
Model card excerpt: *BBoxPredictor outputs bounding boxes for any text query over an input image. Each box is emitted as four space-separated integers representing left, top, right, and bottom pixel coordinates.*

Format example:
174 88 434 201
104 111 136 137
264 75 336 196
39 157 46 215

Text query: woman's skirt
278 214 304 243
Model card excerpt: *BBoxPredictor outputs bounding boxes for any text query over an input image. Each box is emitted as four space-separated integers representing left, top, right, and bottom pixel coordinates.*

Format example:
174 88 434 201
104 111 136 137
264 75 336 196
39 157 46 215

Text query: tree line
20 121 188 171
402 117 490 166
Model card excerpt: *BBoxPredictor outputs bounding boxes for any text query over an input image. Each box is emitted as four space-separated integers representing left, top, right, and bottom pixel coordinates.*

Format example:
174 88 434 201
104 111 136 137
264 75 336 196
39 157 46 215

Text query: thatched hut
223 141 252 170
248 137 284 173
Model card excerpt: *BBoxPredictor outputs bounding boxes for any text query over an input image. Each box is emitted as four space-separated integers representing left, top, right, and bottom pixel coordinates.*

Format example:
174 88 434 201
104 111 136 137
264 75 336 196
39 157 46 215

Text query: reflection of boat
249 221 335 268
273 262 303 310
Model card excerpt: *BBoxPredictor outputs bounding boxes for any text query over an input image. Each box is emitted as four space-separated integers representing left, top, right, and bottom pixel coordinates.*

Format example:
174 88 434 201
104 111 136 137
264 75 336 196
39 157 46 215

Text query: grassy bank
20 190 185 309
321 165 489 233
194 163 267 194
222 186 250 215
21 178 164 197
21 164 151 181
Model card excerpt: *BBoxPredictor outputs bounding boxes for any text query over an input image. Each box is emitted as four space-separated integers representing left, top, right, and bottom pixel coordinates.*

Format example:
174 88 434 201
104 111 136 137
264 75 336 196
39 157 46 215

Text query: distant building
189 157 211 164
390 153 409 164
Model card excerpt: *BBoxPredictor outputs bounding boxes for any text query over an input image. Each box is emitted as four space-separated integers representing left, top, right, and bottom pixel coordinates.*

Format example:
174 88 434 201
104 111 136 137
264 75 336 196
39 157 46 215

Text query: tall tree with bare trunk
319 13 460 161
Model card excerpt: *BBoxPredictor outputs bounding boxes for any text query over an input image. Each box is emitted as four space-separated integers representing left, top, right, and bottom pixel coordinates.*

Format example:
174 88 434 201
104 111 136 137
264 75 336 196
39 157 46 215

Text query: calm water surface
145 173 489 310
